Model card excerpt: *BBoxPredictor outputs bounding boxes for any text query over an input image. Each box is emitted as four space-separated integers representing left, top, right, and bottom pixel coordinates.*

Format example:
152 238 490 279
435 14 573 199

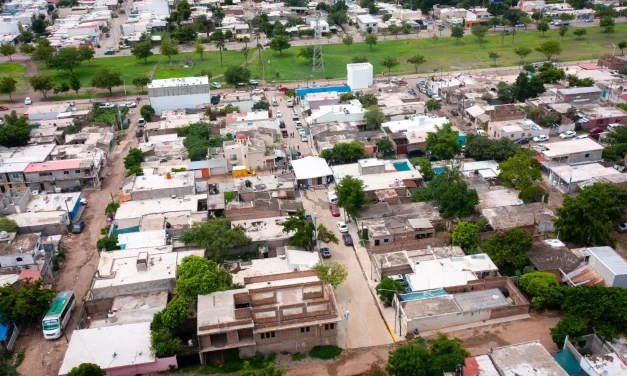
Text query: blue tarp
295 85 351 98
0 314 10 341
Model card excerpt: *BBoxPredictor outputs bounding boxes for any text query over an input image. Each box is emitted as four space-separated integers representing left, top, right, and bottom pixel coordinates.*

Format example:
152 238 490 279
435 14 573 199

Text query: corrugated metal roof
187 160 210 170
589 246 627 276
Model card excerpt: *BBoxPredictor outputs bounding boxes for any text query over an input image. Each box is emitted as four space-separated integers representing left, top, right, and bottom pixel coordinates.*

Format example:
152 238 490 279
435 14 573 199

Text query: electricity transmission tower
312 12 324 74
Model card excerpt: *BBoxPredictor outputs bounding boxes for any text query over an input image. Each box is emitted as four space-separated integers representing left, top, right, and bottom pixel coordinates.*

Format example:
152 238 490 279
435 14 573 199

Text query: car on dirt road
533 135 549 142
588 127 604 135
24 97 32 105
251 89 264 94
342 233 353 246
560 130 577 138
103 50 116 55
0 106 8 111
276 110 282 118
211 82 222 88
71 220 85 234
329 204 340 217
337 221 348 233
98 103 115 109
319 247 331 258
120 102 137 108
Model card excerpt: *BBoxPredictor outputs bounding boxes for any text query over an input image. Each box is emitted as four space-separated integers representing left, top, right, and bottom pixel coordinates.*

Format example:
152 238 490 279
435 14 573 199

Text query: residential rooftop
8 211 67 227
541 138 605 159
481 203 556 231
24 192 81 213
331 159 421 191
0 233 39 257
359 201 443 223
528 239 581 273
230 216 293 243
117 229 168 250
547 162 622 184
362 216 433 237
0 144 55 164
147 76 209 88
129 171 195 192
230 250 318 285
402 288 509 319
88 291 168 328
557 86 602 95
477 189 522 209
233 174 295 192
372 246 465 269
489 118 545 133
489 341 568 376
114 194 208 220
407 254 498 291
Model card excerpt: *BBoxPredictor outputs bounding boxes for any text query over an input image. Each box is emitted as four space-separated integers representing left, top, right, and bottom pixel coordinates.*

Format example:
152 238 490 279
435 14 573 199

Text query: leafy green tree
537 64 565 83
376 138 393 154
176 0 192 21
224 65 252 86
567 75 594 87
352 55 368 63
359 93 378 107
96 235 119 251
425 123 460 160
140 104 155 119
498 149 541 190
481 228 531 270
617 41 627 55
297 45 314 61
29 75 54 100
558 25 569 39
536 21 549 36
0 279 56 325
376 278 406 304
365 33 377 50
471 25 488 43
573 28 587 40
464 134 518 162
438 181 479 218
342 34 353 51
387 334 469 376
551 315 590 348
48 47 84 73
535 40 562 60
160 37 179 62
91 68 123 95
428 333 470 374
510 73 546 102
364 105 385 130
175 254 233 299
19 43 35 59
381 56 399 75
488 52 501 66
159 294 189 330
69 75 82 96
252 100 270 110
600 16 615 33
269 35 290 55
313 262 347 289
387 342 431 376
18 30 34 43
452 222 480 251
554 183 626 246
451 24 464 44
78 45 94 64
33 39 54 62
150 322 184 357
334 175 368 221
425 99 441 112
417 159 434 181
67 363 106 376
0 111 31 146
514 46 532 66
0 44 16 61
0 77 17 99
210 4 225 26
407 54 426 73
131 40 154 63
488 16 501 30
0 217 17 233
519 185 547 203
180 219 251 261
519 272 563 309
132 76 151 93
281 210 338 251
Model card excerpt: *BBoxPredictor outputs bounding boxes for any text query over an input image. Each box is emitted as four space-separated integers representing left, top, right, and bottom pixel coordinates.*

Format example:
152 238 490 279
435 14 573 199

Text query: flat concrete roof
408 254 498 291
373 246 465 269
131 171 195 192
8 211 67 226
549 162 621 184
403 295 461 319
481 203 556 230
231 216 293 242
148 76 209 88
489 341 568 376
231 258 293 285
234 175 295 192
477 189 522 209
25 192 81 213
453 288 508 311
0 233 39 257
115 194 207 220
117 229 167 249
88 291 168 328
59 322 154 375
359 202 443 222
197 289 250 335
541 138 604 159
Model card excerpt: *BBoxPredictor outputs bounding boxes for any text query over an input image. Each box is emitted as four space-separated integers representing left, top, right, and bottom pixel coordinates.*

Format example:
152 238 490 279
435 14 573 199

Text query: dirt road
15 115 140 376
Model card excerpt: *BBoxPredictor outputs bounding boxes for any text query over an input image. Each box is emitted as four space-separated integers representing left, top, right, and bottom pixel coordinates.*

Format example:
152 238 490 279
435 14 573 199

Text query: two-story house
0 232 54 282
23 159 101 191
356 14 379 33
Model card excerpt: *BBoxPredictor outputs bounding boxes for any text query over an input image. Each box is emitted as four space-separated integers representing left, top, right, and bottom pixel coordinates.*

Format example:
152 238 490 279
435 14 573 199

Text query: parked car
408 89 416 95
395 80 408 86
536 143 548 150
432 94 442 101
295 121 303 127
211 82 222 88
329 203 340 217
120 101 137 108
560 130 577 139
575 135 588 140
301 135 308 142
390 77 403 83
503 30 511 35
298 128 306 136
276 110 282 118
451 109 459 116
71 220 85 234
249 79 259 85
585 18 593 22
98 103 115 109
278 86 290 92
0 106 8 111
305 215 313 222
515 138 529 145
272 99 278 106
292 113 299 121
279 120 285 129
337 221 348 233
477 129 486 136
103 50 116 55
24 97 32 105
389 274 404 283
588 127 604 135
342 233 353 246
251 89 264 94
619 222 627 233
138 118 146 127
319 247 331 258
287 99 294 107
119 44 130 49
426 90 433 97
533 135 549 142
236 82 246 87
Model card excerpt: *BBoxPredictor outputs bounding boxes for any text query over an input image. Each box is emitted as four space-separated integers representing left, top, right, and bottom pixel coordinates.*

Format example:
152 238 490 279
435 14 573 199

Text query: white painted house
148 77 211 115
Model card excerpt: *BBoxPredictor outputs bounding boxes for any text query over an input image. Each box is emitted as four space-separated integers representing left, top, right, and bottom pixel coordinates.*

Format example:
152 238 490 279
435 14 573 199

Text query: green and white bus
42 291 75 340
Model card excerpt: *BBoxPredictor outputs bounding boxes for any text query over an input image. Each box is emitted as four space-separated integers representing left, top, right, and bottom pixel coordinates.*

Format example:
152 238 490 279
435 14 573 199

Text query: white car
536 144 548 150
533 135 549 142
276 110 282 118
298 128 306 136
301 135 308 142
337 222 348 233
138 118 146 126
120 101 137 108
249 79 259 85
389 274 404 282
432 94 442 101
119 44 130 49
295 121 303 128
390 77 403 83
287 99 294 107
98 103 115 109
560 130 576 139
575 135 588 140
477 129 486 136
252 88 264 94
271 99 278 106
211 82 222 88
24 97 32 105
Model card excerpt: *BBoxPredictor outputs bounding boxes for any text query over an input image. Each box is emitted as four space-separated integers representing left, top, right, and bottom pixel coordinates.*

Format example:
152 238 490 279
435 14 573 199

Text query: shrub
291 352 307 361
309 345 342 360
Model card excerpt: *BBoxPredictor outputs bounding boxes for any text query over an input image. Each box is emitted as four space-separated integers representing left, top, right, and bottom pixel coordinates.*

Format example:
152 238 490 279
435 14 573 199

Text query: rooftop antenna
312 12 324 74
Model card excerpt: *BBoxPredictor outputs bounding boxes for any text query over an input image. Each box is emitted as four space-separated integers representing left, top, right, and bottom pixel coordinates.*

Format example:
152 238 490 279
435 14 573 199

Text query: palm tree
214 38 225 65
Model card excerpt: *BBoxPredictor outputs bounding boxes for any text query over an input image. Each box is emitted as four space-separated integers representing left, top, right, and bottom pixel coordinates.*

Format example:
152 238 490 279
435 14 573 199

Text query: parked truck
232 165 256 178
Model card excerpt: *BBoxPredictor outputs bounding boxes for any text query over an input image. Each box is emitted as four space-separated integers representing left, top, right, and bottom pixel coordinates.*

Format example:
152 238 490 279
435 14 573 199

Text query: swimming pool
393 161 411 172
553 349 582 376
434 167 445 174
399 289 448 301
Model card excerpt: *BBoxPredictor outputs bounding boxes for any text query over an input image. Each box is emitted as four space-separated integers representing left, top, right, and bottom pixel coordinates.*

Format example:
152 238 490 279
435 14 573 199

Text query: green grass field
0 63 29 97
9 23 627 95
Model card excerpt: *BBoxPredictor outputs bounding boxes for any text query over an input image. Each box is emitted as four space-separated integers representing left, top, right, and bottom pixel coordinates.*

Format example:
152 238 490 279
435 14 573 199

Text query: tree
519 185 547 203
0 279 56 325
452 222 480 251
284 89 296 98
387 334 469 376
0 44 16 61
438 181 479 218
159 294 189 331
359 93 378 107
48 47 85 73
191 41 205 61
180 219 251 261
471 25 488 43
519 272 563 309
407 54 426 73
78 45 94 64
210 5 225 26
509 73 546 102
297 45 314 61
175 254 233 299
67 363 106 376
498 149 541 190
537 64 565 83
282 210 338 251
536 21 549 36
29 75 54 100
558 25 569 39
376 278 406 304
33 39 54 62
160 37 179 62
364 105 385 130
451 24 464 44
488 16 501 31
376 138 393 155
417 159 435 181
54 82 70 96
387 342 431 376
425 99 441 112
269 35 290 56
352 55 368 63
91 67 123 95
554 183 623 246
342 34 353 51
67 75 82 96
320 142 365 164
573 28 587 40
252 100 270 110
176 0 191 21
132 76 150 93
535 40 562 60
481 228 531 270
334 175 367 222
464 134 518 162
425 123 460 160
488 52 501 67
313 262 347 289
19 43 35 59
131 40 154 63
0 77 17 99
18 30 34 44
31 19 46 34
361 33 376 51
381 56 399 76
0 112 31 147
224 66 251 86
618 41 627 55
551 314 590 348
140 104 155 119
0 217 17 233
600 16 615 33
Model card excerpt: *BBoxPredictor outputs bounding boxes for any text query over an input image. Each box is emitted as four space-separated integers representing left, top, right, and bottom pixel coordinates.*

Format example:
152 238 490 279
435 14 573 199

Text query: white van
608 123 624 131
327 191 337 204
